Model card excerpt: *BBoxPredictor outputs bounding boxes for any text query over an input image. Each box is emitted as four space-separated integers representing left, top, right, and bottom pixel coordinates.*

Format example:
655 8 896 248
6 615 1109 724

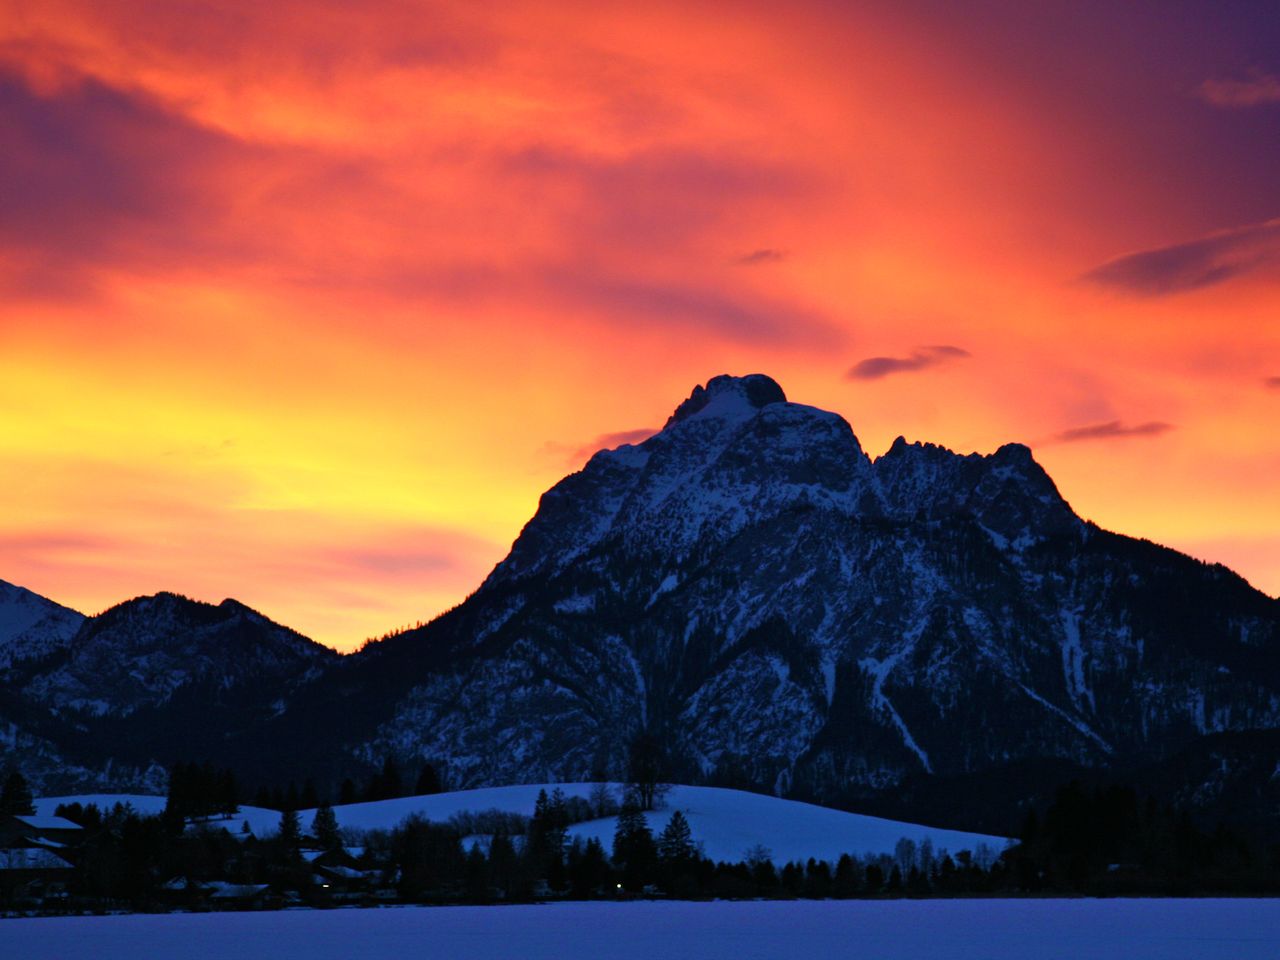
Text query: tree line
4 764 1278 914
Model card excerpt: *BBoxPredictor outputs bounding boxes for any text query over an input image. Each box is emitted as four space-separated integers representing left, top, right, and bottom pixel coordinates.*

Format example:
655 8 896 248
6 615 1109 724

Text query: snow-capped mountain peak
0 579 84 671
663 373 788 428
351 373 1279 807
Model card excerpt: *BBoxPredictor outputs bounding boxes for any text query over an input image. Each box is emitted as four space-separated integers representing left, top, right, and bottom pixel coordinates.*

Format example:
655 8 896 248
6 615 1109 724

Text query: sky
1 0 1278 651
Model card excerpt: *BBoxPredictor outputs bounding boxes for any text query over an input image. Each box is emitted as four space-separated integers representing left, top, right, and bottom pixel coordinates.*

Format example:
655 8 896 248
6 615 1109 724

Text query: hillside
36 783 1007 864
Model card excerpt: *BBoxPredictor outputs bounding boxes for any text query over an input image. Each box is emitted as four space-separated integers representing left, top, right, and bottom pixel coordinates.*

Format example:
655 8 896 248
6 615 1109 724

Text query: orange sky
2 0 1278 650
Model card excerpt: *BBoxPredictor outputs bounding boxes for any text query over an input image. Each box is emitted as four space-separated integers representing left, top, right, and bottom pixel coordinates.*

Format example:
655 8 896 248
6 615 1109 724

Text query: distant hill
35 783 1008 864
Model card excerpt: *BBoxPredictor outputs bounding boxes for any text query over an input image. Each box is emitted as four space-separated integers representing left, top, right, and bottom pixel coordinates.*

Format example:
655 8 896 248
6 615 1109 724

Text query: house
206 881 271 909
0 814 84 851
0 814 84 905
0 846 76 904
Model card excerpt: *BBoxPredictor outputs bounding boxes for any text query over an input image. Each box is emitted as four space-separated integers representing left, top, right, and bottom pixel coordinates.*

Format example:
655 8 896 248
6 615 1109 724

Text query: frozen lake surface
3 899 1277 959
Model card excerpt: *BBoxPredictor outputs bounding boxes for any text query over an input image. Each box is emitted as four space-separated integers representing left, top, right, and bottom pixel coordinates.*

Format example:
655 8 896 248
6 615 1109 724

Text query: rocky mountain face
0 588 337 792
0 579 84 670
2 374 1278 831
342 375 1280 813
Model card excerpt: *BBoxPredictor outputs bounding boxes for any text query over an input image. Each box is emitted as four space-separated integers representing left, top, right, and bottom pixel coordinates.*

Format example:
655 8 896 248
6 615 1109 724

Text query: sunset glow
3 0 1278 649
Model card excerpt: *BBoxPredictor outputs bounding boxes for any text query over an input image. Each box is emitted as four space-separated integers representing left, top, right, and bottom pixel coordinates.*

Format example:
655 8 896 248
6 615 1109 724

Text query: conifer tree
338 778 358 806
612 804 657 891
0 769 35 816
278 808 302 860
657 810 695 864
463 843 490 902
488 833 518 898
312 803 341 851
566 836 612 898
415 763 442 795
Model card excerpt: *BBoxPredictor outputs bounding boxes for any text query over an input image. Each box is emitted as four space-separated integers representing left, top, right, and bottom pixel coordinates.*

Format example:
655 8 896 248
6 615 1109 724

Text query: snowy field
37 784 1007 864
3 900 1278 959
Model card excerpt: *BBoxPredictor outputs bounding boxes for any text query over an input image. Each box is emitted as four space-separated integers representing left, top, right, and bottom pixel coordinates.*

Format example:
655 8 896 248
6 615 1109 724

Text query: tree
463 843 490 902
415 763 442 796
657 810 695 864
626 733 670 811
166 762 236 822
368 758 403 802
894 837 917 877
567 837 612 898
312 803 341 851
744 844 774 868
612 804 657 891
589 782 617 818
393 815 464 900
865 861 885 892
526 788 570 884
300 779 319 809
338 778 358 806
488 833 519 898
833 853 859 897
278 808 302 860
0 769 35 816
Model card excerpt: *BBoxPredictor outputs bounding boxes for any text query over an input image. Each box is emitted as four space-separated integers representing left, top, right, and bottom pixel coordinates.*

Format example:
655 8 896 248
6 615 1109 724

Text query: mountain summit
663 373 787 426
346 374 1279 809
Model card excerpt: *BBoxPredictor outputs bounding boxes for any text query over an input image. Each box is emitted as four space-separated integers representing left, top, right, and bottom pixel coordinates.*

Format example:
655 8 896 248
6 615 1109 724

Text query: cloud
0 65 291 301
846 345 971 381
1266 376 1280 389
1081 218 1280 296
323 546 465 576
735 248 786 265
573 427 656 462
551 271 840 347
0 531 119 553
1050 420 1174 444
544 427 657 466
1199 72 1280 108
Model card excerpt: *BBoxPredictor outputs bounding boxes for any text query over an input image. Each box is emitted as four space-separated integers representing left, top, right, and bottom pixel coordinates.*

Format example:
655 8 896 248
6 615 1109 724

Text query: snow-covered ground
34 795 283 837
36 784 1006 863
3 900 1278 959
562 785 1007 864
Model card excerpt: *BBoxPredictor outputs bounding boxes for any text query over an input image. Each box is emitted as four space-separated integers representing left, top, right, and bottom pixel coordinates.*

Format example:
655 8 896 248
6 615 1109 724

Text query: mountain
0 579 84 670
3 374 1278 833
323 374 1279 826
1 590 337 793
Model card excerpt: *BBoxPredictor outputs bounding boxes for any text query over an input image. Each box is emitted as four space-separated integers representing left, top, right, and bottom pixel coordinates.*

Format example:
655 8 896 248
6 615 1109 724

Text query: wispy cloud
735 248 786 265
1081 218 1280 296
1199 71 1280 108
846 345 970 381
548 427 657 466
550 271 839 347
1265 376 1280 390
1050 420 1174 444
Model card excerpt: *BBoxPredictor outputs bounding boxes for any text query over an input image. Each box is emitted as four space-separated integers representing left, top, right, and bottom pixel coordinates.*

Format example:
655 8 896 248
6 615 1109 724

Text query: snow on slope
305 783 1007 861
42 784 1006 863
0 579 84 669
566 785 1007 864
3 900 1279 960
35 795 283 836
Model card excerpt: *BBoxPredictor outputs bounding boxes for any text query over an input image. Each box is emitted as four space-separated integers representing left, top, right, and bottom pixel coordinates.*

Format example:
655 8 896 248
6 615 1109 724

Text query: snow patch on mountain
0 579 84 670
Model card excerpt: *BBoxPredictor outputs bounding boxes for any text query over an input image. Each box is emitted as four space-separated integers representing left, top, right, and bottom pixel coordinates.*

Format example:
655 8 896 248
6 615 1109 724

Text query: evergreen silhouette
0 769 35 816
312 803 341 850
